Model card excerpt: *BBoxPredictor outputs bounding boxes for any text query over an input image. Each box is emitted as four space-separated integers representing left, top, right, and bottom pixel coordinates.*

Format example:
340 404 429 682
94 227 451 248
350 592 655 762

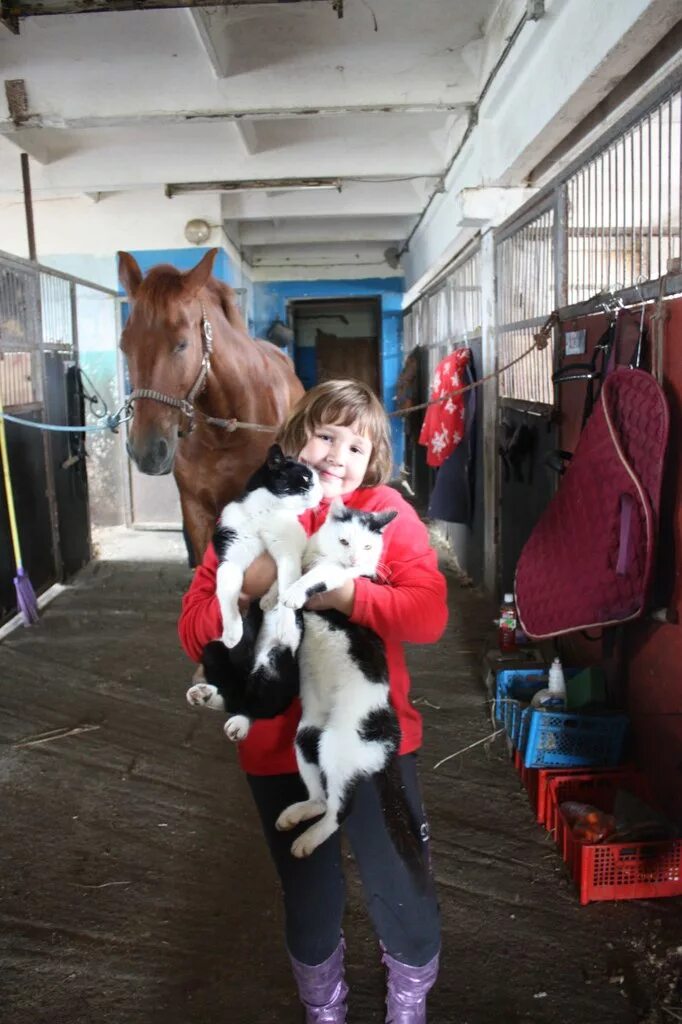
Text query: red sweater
178 485 448 775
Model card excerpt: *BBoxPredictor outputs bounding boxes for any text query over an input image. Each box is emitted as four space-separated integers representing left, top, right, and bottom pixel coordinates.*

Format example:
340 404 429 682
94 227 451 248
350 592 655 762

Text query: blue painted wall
127 246 232 283
253 277 405 470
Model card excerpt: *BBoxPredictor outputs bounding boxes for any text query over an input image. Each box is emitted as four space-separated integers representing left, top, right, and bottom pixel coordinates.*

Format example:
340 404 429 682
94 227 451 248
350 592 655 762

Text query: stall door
43 353 92 577
316 330 380 394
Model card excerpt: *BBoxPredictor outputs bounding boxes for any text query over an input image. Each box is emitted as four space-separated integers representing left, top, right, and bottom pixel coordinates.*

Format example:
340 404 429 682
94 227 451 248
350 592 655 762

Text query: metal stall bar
565 82 681 302
495 196 557 407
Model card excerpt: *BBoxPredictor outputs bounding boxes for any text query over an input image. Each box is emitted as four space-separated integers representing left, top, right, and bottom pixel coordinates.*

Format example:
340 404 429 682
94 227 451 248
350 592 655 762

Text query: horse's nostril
157 438 168 461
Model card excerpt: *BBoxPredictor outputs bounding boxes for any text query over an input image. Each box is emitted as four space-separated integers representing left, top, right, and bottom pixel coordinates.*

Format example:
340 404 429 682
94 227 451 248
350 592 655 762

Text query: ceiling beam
234 120 259 156
0 129 51 164
0 101 468 134
189 8 228 79
1 0 341 35
237 216 414 245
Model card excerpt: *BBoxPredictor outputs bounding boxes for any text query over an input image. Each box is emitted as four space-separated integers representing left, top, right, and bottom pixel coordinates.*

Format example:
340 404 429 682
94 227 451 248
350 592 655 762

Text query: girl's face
299 422 373 500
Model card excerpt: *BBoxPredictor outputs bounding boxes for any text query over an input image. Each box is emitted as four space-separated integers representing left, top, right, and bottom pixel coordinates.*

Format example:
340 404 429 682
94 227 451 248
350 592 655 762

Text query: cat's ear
329 497 346 519
266 443 284 468
372 509 398 532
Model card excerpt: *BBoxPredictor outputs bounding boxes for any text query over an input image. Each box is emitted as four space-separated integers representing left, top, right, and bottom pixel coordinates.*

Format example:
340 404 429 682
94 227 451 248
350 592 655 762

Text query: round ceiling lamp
184 218 212 245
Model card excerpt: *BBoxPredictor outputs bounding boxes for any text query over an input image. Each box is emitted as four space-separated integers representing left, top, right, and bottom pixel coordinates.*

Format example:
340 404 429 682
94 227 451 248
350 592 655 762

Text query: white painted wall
1 188 221 265
403 0 681 293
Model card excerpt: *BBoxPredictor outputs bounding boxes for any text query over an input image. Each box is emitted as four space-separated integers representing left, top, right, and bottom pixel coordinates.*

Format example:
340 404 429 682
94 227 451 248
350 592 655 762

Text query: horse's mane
134 266 246 334
135 265 187 320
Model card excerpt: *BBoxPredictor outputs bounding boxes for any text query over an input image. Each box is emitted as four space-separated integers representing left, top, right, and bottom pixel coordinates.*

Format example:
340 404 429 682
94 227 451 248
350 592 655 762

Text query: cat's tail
375 757 430 892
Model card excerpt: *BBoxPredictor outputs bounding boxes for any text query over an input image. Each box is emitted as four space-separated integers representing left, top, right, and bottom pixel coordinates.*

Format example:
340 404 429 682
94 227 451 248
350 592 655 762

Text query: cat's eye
340 539 350 547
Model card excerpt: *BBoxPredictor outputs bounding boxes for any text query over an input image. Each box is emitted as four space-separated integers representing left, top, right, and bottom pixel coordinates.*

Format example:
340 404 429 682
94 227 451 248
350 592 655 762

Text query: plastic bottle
559 801 616 842
498 593 517 652
530 657 566 710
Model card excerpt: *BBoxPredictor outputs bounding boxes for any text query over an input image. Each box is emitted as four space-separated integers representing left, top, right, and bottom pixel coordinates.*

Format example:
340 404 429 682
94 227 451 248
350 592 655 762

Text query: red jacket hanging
418 348 471 467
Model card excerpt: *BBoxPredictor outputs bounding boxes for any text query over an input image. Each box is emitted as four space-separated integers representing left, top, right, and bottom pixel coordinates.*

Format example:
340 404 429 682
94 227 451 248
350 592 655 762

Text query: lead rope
0 312 556 437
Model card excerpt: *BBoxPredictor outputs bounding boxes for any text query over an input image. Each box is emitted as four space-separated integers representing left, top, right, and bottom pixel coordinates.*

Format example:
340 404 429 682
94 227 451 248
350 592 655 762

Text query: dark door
315 330 380 394
44 353 91 578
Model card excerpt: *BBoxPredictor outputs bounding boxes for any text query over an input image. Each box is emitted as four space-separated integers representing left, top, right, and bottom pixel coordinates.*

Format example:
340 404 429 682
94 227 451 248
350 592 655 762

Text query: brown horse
118 248 304 563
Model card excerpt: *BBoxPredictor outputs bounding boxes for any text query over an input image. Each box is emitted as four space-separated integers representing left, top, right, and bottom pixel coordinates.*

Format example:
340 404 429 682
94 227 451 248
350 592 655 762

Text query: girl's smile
299 422 373 499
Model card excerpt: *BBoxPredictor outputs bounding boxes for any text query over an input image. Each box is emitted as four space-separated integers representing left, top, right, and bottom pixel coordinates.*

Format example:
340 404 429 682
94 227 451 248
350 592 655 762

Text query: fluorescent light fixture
165 178 343 198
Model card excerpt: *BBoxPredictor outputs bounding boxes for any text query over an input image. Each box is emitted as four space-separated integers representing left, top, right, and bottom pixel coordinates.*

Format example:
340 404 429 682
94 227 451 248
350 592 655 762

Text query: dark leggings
247 753 440 967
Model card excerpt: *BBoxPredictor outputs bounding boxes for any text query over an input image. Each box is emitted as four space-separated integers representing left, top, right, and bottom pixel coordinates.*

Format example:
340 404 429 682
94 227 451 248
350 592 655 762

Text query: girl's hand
236 553 277 616
241 552 277 599
305 579 355 616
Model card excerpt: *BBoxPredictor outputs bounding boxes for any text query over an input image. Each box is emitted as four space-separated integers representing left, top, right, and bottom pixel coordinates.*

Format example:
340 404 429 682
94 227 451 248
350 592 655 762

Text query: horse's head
118 248 218 475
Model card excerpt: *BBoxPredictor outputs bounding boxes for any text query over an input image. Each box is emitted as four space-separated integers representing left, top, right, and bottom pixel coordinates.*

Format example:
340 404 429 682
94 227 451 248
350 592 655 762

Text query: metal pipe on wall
20 153 37 263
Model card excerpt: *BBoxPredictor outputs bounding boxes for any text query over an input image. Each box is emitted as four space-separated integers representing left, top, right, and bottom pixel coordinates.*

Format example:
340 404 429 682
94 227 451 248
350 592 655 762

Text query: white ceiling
0 0 533 269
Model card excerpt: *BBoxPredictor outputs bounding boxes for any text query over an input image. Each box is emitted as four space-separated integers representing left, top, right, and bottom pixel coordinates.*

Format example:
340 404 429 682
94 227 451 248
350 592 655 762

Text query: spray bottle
530 658 566 710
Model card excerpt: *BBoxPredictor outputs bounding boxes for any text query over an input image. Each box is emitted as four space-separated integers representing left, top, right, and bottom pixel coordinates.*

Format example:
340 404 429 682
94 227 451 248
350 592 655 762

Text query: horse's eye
174 340 189 354
340 539 350 547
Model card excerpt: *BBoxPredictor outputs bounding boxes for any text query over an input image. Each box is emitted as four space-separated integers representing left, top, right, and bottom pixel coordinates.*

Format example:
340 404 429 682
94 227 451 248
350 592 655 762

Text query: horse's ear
183 248 218 297
118 251 143 300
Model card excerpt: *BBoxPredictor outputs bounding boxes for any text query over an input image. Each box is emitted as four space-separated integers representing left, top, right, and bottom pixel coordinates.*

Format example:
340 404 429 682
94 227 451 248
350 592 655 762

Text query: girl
179 380 448 1023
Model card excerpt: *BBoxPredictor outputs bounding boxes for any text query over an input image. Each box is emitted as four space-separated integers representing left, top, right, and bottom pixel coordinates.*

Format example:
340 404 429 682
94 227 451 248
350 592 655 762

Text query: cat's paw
186 682 224 710
220 617 243 649
275 800 326 832
281 582 307 610
224 715 250 742
290 818 336 859
276 606 300 649
259 585 279 612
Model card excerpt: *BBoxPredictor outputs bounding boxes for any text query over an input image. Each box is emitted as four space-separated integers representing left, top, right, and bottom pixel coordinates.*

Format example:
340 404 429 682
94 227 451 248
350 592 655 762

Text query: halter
126 303 214 436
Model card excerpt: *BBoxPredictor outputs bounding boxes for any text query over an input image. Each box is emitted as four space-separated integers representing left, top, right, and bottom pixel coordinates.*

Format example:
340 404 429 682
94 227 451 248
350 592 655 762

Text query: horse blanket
515 368 669 639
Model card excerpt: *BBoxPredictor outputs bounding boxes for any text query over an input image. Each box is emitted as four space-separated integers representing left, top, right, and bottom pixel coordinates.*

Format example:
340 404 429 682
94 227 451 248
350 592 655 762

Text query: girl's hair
278 379 392 486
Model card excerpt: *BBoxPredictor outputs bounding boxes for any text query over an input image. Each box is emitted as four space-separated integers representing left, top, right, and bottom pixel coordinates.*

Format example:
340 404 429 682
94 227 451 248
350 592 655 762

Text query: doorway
289 298 381 395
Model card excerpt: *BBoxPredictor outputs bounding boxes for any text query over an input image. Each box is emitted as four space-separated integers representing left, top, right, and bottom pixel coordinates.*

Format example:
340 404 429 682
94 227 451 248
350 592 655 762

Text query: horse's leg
178 490 212 568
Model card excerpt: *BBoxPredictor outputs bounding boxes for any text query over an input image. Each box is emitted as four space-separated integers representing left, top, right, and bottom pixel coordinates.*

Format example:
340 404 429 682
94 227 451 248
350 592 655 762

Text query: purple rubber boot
383 948 440 1024
289 938 348 1023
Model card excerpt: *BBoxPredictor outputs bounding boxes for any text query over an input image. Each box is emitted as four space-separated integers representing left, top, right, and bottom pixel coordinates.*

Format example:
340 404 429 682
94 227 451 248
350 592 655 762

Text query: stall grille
566 86 681 304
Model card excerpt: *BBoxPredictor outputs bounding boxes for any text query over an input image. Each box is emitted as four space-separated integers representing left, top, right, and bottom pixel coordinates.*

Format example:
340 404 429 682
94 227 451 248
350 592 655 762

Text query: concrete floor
0 529 681 1024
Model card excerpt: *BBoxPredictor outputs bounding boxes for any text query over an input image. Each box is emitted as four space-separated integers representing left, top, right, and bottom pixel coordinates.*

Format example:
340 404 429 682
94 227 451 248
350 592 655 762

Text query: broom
0 394 39 625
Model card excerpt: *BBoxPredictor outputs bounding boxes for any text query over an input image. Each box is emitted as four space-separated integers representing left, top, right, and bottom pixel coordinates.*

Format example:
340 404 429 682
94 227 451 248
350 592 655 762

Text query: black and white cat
272 500 425 880
213 444 321 650
186 444 320 741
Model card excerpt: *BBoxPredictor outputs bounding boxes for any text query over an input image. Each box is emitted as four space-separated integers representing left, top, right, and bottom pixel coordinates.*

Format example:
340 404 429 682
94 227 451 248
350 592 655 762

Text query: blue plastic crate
523 710 629 769
517 707 533 753
495 669 546 726
509 700 531 748
508 700 522 743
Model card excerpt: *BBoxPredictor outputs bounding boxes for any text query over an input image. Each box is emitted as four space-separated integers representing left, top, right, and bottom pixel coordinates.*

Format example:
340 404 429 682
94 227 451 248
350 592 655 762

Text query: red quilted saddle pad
515 369 669 639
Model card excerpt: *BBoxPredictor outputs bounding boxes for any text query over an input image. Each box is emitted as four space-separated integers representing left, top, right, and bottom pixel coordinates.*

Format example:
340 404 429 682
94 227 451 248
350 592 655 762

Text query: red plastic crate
549 773 682 904
547 769 645 851
537 766 632 829
520 762 538 811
